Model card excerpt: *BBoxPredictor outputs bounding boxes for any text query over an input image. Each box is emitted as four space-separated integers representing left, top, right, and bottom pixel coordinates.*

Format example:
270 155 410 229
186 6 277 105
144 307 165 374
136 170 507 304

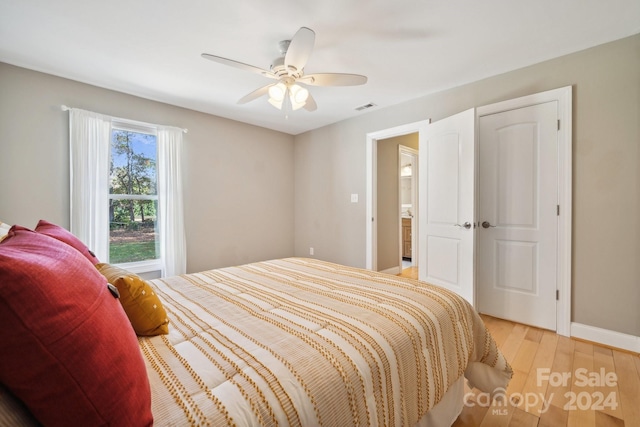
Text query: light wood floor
400 266 419 280
398 267 640 427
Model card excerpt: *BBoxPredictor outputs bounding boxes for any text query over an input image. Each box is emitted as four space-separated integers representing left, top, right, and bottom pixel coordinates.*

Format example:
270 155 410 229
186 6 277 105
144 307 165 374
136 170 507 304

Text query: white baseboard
380 266 401 275
571 322 640 353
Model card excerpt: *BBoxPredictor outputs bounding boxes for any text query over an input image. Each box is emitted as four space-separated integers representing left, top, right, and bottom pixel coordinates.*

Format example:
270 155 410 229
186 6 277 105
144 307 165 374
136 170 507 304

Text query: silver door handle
481 221 496 228
454 222 472 229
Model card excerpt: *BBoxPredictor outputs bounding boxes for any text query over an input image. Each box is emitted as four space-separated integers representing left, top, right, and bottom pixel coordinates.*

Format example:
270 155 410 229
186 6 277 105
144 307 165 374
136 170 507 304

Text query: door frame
476 86 572 336
366 120 430 271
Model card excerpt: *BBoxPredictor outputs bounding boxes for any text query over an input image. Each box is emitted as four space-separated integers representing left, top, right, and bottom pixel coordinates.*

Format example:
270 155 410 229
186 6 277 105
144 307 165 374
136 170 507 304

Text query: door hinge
556 290 559 300
557 205 560 216
557 119 560 130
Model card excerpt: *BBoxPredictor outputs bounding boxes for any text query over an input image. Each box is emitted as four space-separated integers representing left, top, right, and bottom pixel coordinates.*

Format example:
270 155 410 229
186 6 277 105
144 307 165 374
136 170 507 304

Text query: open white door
418 108 475 305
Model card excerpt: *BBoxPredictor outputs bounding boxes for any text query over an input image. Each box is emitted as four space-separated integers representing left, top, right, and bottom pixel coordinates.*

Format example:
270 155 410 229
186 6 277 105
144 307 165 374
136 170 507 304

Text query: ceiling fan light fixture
290 84 308 103
268 82 287 102
289 84 309 110
268 82 288 110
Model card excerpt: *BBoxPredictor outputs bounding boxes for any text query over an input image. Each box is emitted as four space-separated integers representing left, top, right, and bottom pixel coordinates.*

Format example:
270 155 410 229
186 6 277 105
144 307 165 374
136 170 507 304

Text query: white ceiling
1 1 638 135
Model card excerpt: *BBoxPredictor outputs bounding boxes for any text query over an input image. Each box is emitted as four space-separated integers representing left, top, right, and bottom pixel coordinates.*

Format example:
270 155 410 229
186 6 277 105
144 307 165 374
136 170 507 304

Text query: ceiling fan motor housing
271 40 303 78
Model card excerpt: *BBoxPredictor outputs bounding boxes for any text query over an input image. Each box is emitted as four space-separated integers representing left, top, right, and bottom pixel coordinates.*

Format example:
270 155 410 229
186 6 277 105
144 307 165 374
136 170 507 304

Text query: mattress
140 257 512 426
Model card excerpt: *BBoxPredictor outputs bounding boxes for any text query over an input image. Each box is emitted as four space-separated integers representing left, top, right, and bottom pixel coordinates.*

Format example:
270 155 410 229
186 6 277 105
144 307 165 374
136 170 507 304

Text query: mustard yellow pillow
96 263 169 336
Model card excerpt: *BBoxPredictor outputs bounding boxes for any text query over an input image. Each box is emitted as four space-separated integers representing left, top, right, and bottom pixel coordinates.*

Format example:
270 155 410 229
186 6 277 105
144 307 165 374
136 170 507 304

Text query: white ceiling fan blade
300 73 368 86
285 27 315 72
201 53 277 79
303 92 317 111
237 83 274 104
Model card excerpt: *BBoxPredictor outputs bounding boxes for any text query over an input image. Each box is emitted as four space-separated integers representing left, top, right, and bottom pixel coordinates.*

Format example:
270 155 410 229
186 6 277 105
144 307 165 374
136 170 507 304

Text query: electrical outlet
309 247 314 256
351 193 359 203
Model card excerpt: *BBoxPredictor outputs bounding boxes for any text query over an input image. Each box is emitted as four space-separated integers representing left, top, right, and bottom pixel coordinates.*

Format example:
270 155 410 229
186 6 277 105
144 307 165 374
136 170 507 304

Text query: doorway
399 145 418 272
366 120 430 273
374 134 419 275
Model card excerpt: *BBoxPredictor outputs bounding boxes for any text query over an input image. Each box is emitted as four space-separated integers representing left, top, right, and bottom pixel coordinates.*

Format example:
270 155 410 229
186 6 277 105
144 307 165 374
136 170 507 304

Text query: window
109 125 159 265
69 108 186 277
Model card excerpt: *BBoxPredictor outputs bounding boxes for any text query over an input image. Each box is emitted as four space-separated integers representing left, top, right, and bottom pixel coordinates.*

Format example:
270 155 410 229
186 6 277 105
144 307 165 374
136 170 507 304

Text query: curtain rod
61 105 188 134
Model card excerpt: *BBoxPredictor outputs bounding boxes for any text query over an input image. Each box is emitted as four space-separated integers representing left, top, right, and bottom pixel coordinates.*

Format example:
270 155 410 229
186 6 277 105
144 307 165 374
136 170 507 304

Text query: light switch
351 193 358 203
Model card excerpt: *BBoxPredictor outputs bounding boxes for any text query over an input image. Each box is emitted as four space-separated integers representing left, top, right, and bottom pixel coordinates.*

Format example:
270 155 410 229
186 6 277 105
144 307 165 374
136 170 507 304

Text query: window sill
114 259 162 277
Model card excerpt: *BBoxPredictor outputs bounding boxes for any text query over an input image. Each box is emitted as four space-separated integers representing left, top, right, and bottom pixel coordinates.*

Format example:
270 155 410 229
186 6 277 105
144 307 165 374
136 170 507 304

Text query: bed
0 222 511 427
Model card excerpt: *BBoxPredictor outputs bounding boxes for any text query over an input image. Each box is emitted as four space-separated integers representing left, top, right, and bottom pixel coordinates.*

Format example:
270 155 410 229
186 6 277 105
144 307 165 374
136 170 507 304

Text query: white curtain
69 109 111 261
157 127 186 277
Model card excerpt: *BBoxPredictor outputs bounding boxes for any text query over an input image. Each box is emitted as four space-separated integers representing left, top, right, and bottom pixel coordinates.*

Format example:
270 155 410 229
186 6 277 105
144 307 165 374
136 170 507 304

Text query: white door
419 108 475 304
477 101 558 330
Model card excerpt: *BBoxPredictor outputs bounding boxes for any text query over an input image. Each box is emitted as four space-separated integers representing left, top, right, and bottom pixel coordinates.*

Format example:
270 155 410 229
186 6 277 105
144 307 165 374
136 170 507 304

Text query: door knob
455 222 472 229
482 221 496 229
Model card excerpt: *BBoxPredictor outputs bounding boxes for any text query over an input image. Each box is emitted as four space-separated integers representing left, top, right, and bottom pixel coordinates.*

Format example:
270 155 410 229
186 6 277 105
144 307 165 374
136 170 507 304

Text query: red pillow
34 219 100 264
0 226 153 427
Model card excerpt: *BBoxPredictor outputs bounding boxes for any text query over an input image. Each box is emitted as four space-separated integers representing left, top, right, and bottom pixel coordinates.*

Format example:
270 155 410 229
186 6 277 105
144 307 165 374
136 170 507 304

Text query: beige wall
377 134 418 271
294 34 640 337
0 63 295 274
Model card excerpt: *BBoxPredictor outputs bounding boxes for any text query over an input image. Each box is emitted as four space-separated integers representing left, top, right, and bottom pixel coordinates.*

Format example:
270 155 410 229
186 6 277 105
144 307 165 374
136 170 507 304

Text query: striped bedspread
141 258 512 426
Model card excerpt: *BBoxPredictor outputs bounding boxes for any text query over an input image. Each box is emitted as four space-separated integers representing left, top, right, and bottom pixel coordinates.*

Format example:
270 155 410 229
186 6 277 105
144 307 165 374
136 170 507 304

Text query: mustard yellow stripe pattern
140 258 512 427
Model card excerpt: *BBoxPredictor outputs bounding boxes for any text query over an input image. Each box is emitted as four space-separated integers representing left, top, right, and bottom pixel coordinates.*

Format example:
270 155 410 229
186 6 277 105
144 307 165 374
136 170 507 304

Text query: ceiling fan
201 27 367 112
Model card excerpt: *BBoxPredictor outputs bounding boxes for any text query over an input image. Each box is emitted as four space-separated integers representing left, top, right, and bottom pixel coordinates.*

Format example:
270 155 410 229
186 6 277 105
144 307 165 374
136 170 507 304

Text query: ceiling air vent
355 102 377 111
